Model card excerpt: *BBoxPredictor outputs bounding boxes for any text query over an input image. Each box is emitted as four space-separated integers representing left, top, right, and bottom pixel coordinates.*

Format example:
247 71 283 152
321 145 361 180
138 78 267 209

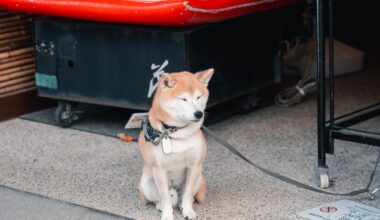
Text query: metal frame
315 0 380 188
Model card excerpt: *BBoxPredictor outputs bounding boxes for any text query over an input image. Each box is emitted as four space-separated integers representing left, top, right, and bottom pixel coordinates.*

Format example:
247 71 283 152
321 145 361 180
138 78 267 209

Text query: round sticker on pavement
320 206 338 213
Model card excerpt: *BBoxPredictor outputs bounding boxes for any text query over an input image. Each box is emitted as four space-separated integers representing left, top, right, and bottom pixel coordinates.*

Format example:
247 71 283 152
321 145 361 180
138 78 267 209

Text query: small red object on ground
118 133 135 143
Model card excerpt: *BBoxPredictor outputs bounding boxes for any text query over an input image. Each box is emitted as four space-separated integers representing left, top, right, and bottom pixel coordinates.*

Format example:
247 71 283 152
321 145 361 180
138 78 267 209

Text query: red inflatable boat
0 0 298 26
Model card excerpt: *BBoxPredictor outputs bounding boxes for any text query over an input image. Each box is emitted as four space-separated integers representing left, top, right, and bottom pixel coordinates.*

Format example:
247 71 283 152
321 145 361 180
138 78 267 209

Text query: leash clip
151 130 171 146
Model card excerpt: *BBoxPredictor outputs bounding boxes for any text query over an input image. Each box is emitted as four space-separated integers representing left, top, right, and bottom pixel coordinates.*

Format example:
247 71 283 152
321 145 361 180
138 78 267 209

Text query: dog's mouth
191 119 201 123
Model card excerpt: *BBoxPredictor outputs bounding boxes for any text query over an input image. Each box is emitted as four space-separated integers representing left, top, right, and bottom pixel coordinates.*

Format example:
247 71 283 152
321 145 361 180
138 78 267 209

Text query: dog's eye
179 98 187 101
197 96 201 100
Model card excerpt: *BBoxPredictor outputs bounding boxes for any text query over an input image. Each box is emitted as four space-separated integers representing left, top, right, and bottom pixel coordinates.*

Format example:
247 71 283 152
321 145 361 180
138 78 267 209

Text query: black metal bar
333 104 380 128
316 0 326 167
330 127 380 147
326 103 380 123
327 0 335 154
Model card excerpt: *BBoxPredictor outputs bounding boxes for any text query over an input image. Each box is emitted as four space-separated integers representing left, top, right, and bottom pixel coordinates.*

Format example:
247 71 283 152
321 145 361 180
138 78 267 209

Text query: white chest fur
153 130 204 187
154 132 203 167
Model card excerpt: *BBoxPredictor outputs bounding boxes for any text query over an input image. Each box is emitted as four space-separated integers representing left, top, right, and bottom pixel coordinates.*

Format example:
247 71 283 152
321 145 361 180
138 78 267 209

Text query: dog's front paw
183 208 197 220
161 208 174 220
180 203 197 220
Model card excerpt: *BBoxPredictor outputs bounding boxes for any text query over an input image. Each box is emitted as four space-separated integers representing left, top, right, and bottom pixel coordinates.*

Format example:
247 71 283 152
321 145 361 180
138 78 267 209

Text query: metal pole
316 0 326 166
328 0 335 154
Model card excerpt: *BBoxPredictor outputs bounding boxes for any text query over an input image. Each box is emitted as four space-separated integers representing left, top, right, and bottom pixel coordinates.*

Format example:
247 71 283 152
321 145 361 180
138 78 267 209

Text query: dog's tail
195 175 206 203
169 188 179 207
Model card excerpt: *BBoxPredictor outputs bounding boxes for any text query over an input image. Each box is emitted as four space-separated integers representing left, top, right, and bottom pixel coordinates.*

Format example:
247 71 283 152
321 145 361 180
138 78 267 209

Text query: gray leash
202 125 380 197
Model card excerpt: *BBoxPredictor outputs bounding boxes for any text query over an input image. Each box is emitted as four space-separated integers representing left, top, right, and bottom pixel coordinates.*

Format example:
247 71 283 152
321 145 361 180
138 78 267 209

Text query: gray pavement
0 185 130 220
0 67 380 219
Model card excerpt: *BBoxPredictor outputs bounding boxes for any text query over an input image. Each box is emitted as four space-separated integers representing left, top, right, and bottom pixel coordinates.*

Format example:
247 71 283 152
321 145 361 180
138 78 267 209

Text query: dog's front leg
152 166 174 220
180 165 201 220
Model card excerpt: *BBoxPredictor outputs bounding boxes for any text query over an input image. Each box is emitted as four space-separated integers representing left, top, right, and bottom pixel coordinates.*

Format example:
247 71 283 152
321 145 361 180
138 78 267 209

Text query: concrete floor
0 185 129 220
1 67 380 219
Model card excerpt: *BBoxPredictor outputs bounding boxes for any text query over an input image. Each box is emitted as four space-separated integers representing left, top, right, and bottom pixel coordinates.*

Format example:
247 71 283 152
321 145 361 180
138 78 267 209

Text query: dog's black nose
194 111 203 119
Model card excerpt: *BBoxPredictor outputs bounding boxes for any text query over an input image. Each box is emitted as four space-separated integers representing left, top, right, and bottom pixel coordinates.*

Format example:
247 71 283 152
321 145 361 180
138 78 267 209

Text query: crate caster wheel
234 93 260 114
315 166 330 189
55 102 81 128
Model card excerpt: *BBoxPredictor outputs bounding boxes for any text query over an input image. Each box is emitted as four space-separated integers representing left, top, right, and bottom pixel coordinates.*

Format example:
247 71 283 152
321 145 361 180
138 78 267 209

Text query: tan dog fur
138 69 214 220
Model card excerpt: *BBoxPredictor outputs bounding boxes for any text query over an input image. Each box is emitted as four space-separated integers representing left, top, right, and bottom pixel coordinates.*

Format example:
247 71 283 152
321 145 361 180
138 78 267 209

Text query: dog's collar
142 119 185 145
162 123 179 131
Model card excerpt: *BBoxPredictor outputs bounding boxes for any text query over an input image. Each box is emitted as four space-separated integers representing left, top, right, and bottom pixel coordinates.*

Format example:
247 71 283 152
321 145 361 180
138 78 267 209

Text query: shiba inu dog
138 68 214 220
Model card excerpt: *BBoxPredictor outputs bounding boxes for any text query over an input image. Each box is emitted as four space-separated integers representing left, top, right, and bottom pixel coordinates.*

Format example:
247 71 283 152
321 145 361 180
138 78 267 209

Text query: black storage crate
33 8 285 112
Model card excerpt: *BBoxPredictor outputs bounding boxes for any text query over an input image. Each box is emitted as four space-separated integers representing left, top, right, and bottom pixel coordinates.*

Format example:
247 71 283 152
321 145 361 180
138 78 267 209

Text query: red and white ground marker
319 206 338 213
297 200 380 220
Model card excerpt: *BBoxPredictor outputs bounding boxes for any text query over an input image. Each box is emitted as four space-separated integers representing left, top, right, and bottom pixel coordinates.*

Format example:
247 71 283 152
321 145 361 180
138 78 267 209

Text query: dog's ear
159 73 176 90
195 68 214 87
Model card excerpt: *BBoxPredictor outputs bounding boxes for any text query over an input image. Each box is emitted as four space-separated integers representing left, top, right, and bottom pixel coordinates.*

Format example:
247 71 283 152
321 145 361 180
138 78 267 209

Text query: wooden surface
0 90 54 122
0 10 45 121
